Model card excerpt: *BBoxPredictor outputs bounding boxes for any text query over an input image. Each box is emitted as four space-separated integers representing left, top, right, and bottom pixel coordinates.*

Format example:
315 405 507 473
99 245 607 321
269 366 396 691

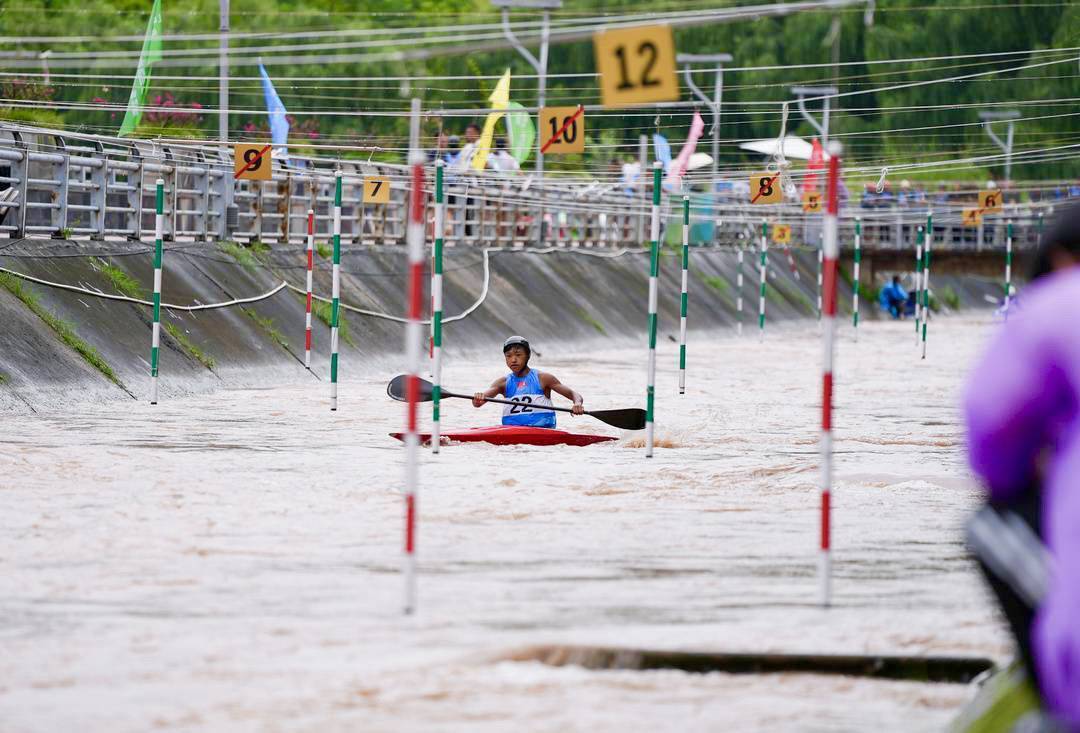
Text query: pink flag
665 111 706 188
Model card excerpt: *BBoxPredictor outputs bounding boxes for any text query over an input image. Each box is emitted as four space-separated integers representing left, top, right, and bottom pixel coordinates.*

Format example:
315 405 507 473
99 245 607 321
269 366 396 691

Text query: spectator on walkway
488 138 519 173
455 123 482 171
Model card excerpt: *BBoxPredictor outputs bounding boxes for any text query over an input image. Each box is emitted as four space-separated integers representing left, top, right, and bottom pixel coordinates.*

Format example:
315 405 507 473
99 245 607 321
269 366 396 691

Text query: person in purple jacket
964 202 1080 727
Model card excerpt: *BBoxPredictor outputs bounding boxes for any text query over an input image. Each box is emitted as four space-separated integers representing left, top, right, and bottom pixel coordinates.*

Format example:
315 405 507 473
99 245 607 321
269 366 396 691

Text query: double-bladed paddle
387 375 646 431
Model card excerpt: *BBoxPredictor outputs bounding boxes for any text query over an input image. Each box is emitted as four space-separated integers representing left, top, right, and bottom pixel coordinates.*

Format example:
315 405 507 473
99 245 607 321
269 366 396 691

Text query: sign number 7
364 177 390 204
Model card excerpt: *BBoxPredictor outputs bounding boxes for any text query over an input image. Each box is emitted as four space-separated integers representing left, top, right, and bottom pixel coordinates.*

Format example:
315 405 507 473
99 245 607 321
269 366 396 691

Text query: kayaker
471 336 584 427
878 275 908 319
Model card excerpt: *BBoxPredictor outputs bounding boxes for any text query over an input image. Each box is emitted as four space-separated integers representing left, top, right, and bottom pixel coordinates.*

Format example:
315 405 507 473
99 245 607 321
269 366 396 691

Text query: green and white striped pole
431 161 445 452
921 212 932 360
304 209 314 370
1004 218 1013 319
736 246 744 336
759 219 768 343
678 195 689 395
914 227 923 344
852 217 861 342
149 177 164 404
329 170 342 411
645 161 661 458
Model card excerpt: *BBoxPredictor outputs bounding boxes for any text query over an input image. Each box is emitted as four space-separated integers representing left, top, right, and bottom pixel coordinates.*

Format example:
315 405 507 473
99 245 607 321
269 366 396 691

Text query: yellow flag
472 69 512 171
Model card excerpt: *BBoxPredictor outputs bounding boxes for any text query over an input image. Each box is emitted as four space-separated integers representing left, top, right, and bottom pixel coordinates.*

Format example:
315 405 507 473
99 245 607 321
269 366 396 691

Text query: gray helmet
502 335 530 355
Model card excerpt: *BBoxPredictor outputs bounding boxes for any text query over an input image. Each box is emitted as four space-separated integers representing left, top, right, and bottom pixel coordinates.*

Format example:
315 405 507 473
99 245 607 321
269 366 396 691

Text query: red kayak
390 425 618 447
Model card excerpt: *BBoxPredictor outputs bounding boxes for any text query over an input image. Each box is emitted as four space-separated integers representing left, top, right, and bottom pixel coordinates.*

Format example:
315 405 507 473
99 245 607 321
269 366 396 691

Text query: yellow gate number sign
979 190 1003 213
750 172 783 205
539 106 585 154
593 25 678 108
234 144 272 181
772 224 792 244
962 208 983 227
363 177 390 204
802 191 822 213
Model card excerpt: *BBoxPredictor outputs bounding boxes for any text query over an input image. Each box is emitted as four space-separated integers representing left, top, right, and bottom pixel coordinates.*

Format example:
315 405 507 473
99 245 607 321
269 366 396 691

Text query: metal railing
0 122 1053 252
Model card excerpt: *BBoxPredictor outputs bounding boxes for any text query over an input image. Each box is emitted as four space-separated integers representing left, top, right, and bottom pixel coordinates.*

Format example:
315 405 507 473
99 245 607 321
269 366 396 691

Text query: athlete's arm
541 372 584 415
473 377 505 408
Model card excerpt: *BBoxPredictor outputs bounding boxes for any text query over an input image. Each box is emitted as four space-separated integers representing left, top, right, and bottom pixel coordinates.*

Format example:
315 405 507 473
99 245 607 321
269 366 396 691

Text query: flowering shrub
142 92 203 129
241 115 320 141
1 79 55 102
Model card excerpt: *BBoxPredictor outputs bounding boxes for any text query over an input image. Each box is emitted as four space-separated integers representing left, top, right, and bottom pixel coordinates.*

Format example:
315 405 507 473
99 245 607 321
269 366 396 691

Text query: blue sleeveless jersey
502 370 556 427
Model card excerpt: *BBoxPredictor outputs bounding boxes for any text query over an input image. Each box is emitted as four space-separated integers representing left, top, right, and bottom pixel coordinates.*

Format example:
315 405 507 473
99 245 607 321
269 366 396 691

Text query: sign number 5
594 25 678 108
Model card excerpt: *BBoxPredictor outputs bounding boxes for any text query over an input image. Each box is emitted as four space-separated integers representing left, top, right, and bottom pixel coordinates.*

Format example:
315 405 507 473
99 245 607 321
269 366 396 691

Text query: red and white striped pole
785 246 800 282
403 98 424 615
816 244 823 327
304 209 314 370
819 141 842 608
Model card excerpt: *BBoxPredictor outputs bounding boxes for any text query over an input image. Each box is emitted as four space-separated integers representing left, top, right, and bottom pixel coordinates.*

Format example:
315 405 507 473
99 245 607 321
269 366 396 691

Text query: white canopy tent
738 135 829 161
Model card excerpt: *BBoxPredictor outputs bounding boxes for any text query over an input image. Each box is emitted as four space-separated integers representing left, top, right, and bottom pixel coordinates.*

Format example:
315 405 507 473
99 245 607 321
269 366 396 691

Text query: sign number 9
243 148 263 172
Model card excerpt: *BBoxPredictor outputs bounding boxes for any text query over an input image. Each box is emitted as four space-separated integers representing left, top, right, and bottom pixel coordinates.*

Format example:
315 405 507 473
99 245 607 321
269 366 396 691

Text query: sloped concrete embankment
0 239 1002 412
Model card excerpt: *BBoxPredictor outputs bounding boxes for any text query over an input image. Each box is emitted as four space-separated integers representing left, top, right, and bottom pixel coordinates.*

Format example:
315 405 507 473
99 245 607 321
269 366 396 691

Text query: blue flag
258 63 289 156
652 133 672 172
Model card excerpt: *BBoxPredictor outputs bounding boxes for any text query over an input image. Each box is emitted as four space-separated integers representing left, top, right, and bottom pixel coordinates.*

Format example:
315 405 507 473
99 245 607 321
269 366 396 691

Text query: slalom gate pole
645 161 661 458
921 212 932 360
852 217 861 342
149 177 164 404
432 161 445 453
403 98 424 615
785 247 799 281
817 245 823 326
329 171 342 411
736 247 744 337
819 141 842 608
759 220 768 343
914 228 923 344
304 209 314 370
1004 218 1013 319
679 195 689 395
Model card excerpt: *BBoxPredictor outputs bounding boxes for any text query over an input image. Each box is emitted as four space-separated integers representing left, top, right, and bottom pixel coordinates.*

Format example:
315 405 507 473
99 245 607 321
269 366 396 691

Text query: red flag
803 138 825 194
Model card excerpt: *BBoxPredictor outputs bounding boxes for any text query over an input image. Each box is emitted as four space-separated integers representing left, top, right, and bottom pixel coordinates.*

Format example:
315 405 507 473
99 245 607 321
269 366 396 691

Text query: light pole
38 50 52 84
790 85 838 145
492 0 561 245
219 0 229 143
676 52 733 191
979 110 1021 184
790 86 837 247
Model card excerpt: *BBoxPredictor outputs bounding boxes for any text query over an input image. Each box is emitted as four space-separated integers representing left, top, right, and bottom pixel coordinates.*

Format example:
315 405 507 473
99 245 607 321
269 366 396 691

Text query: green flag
506 101 534 165
118 0 164 137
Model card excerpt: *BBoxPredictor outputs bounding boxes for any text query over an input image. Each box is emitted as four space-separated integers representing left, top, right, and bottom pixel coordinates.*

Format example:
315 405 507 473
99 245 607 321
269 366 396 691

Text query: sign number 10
539 106 585 154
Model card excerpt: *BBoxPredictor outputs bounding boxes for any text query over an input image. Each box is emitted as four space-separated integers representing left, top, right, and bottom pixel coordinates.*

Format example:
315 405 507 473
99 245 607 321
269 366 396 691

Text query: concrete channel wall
0 239 1004 412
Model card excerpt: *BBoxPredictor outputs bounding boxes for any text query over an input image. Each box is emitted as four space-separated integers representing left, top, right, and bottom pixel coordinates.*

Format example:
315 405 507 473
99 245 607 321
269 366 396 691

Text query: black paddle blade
588 408 647 431
386 374 435 402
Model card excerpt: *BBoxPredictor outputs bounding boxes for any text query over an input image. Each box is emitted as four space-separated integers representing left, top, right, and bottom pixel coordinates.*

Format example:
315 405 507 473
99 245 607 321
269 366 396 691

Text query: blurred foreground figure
963 203 1080 731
